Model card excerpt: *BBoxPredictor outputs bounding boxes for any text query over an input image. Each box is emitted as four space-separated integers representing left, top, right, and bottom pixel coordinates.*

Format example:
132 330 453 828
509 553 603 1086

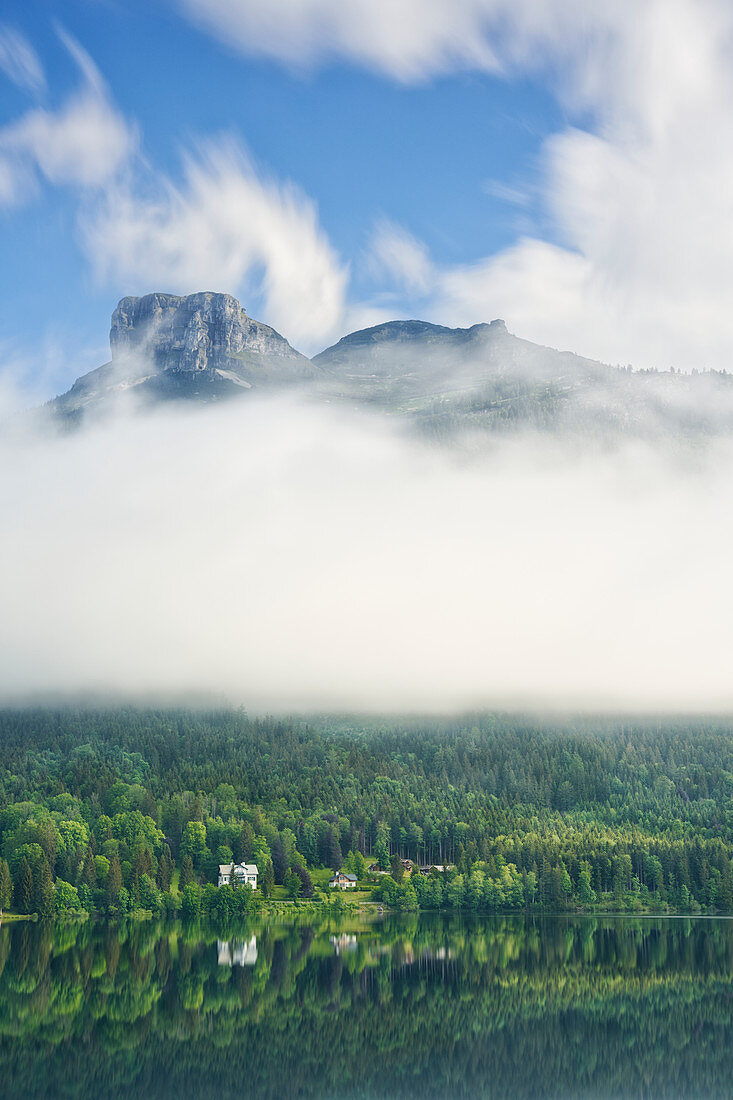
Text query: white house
218 862 258 889
329 871 358 890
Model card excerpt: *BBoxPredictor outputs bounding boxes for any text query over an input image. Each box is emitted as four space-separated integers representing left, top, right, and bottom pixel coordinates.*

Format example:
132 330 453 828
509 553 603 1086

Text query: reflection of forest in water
2 915 733 1098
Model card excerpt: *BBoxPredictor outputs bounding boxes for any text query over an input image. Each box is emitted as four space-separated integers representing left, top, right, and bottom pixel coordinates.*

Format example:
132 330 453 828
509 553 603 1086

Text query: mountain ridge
45 291 733 441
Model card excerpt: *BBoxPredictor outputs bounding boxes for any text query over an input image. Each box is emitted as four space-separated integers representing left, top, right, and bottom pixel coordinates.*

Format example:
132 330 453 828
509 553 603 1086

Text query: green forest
2 708 733 918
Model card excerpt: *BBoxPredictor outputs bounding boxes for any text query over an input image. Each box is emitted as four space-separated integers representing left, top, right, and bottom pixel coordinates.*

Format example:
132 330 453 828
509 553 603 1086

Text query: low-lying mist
2 394 732 713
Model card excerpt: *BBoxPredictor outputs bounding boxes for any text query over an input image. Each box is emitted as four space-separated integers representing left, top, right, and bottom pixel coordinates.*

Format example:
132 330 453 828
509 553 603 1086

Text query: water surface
2 913 733 1097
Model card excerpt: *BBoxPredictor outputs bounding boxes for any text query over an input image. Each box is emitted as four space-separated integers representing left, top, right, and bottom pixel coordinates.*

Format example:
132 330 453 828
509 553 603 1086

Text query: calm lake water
2 912 733 1098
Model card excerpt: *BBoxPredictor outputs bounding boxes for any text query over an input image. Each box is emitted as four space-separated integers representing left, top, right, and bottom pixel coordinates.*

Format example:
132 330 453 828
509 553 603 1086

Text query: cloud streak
0 25 45 94
83 142 348 352
177 0 505 83
0 31 135 205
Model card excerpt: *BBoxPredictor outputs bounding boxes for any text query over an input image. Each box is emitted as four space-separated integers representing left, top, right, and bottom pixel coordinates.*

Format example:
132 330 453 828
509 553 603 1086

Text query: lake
1 912 733 1097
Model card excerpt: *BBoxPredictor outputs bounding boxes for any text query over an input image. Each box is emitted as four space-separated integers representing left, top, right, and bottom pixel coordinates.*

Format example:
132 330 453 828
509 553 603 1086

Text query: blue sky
2 0 733 398
0 0 561 395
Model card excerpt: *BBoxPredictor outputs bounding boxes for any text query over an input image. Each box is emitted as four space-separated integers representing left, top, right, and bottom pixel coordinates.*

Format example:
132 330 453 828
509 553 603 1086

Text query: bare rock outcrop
110 291 306 375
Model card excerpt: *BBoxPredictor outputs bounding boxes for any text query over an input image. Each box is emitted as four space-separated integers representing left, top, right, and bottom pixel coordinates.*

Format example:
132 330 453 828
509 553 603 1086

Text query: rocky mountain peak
49 291 316 420
110 291 303 374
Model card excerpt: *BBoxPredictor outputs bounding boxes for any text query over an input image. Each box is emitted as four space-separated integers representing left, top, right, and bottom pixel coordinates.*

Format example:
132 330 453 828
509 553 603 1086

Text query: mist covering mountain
45 291 733 441
8 289 733 712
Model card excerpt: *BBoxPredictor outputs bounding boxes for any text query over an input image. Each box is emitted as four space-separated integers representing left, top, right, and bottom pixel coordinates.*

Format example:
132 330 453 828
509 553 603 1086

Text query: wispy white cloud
368 218 434 296
0 31 135 204
330 0 733 372
0 31 346 353
0 25 45 95
174 0 649 99
482 180 531 208
0 333 89 422
430 2 733 370
83 141 348 351
177 0 505 83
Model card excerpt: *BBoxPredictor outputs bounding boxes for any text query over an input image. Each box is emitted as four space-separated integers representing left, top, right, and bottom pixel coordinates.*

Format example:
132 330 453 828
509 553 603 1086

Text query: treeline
2 708 733 915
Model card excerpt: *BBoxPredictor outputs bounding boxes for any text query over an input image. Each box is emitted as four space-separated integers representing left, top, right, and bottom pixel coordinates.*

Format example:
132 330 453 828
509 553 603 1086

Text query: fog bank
1 397 732 712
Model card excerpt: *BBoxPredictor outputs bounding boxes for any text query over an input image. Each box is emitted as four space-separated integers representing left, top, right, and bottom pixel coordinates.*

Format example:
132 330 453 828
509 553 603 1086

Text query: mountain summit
52 291 315 420
312 316 602 409
109 292 306 376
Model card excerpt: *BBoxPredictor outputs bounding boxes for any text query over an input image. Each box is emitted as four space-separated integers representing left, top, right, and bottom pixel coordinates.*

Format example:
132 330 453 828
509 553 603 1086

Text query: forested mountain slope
2 709 733 916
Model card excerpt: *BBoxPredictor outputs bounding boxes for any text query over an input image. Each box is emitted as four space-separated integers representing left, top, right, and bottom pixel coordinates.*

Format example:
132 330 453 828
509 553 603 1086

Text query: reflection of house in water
217 935 257 966
368 942 455 968
330 933 357 955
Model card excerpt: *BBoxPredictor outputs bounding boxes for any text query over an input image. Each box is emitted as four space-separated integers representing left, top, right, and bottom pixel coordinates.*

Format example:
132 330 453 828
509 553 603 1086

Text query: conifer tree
292 863 314 899
33 856 54 918
326 827 342 871
179 854 195 890
271 836 288 885
260 860 274 898
81 848 97 889
106 855 123 904
0 858 12 909
390 854 404 884
13 858 33 913
236 822 255 863
156 847 173 891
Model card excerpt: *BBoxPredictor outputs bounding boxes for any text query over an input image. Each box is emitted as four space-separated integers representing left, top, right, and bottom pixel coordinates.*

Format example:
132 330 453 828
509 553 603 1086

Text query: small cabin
329 871 358 890
218 862 258 889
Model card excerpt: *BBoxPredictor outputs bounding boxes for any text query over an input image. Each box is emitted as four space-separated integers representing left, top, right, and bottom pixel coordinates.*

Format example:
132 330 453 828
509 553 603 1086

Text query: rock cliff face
110 291 305 374
53 292 316 419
